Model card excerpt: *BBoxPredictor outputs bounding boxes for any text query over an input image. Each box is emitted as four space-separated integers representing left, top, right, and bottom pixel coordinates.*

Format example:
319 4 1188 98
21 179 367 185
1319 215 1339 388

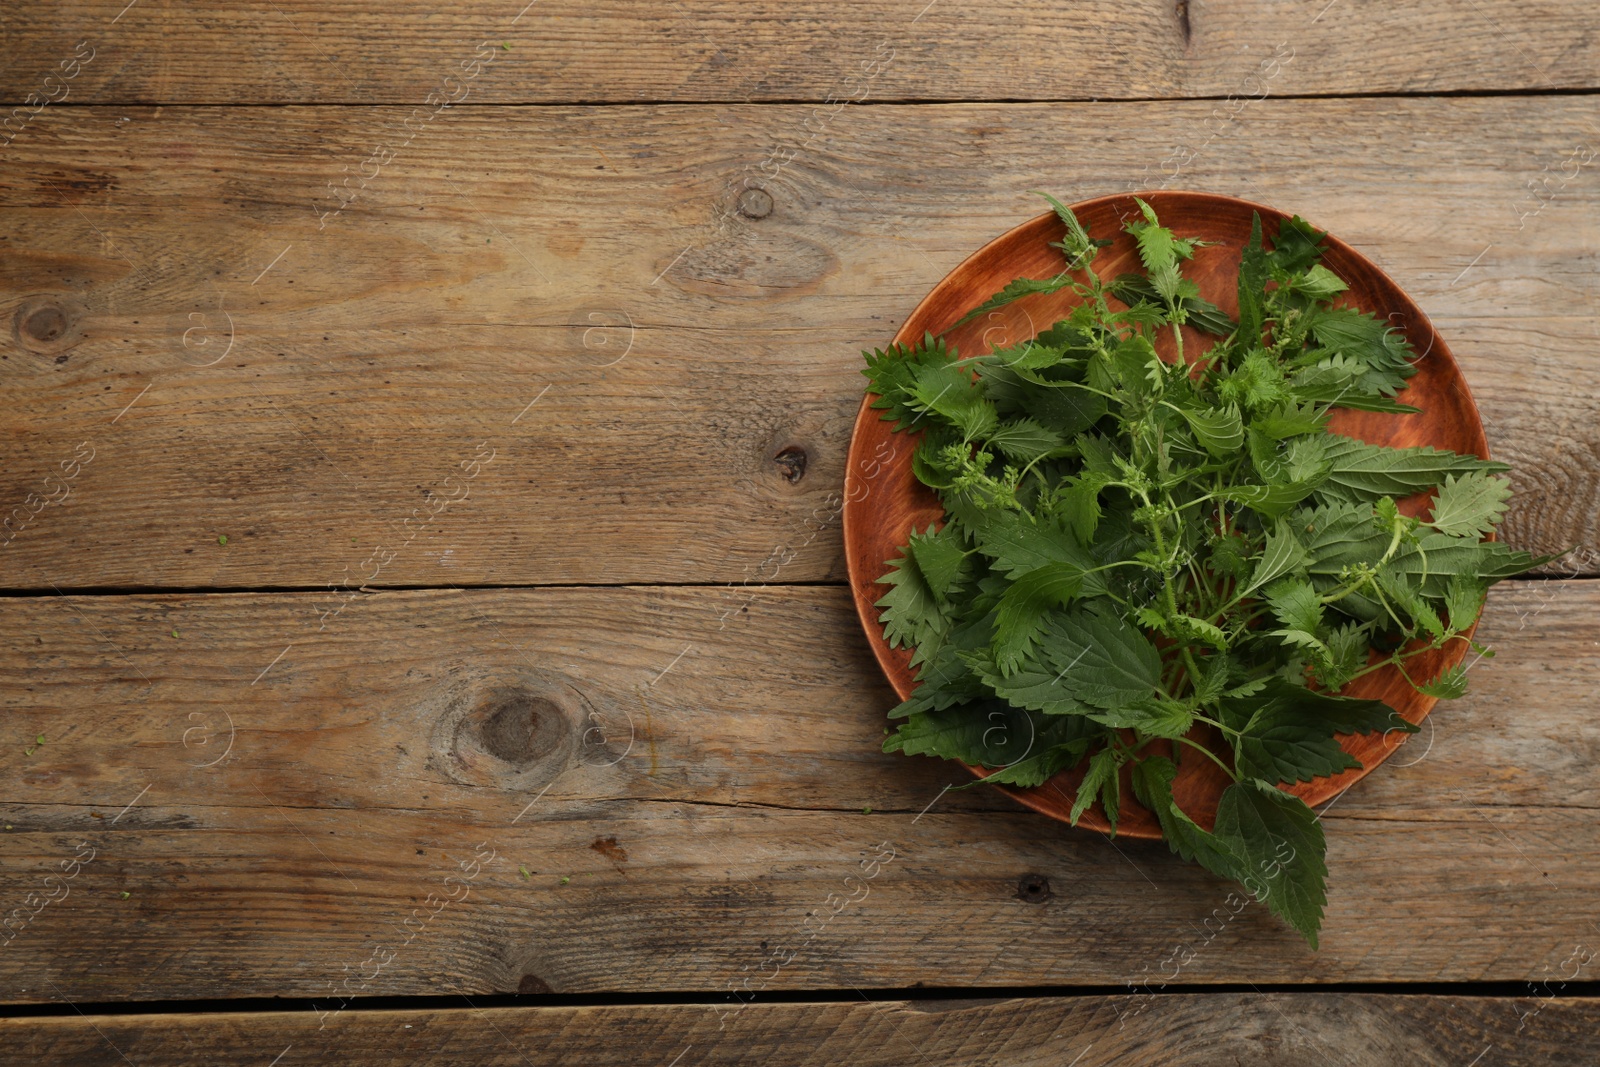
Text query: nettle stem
1174 734 1238 781
1345 632 1472 686
1320 513 1407 607
1138 485 1208 698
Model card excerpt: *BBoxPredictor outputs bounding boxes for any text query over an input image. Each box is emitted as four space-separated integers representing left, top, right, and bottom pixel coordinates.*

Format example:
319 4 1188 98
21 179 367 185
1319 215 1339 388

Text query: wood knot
774 446 808 483
1016 873 1053 904
478 692 567 765
423 668 621 791
24 306 66 344
517 974 554 994
737 187 773 219
12 296 81 357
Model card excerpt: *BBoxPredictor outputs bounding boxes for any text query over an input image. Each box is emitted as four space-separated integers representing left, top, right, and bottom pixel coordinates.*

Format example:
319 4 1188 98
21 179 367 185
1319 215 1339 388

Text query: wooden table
3 2 1599 1062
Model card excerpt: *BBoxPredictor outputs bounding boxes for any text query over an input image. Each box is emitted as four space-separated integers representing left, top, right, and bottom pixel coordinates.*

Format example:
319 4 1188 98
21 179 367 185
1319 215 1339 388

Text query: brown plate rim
844 190 1489 839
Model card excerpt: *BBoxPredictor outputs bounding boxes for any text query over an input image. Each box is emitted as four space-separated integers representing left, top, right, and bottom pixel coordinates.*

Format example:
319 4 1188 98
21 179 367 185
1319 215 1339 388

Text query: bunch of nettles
862 195 1548 946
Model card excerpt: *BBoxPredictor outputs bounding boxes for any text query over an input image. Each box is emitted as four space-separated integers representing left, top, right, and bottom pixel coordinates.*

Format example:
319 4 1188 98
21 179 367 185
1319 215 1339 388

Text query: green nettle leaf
1236 212 1269 346
1149 261 1189 307
907 524 969 604
1425 470 1514 538
1246 521 1313 593
986 417 1072 463
1376 566 1445 639
1223 678 1413 737
988 339 1070 372
895 638 985 716
979 741 1090 788
1034 190 1102 269
1283 435 1333 485
1213 781 1329 949
884 698 1039 767
1072 745 1122 829
1226 699 1360 786
1180 403 1246 457
1219 349 1290 411
1110 334 1162 396
1444 572 1488 632
1386 534 1554 599
1267 215 1327 273
992 563 1086 673
1052 473 1108 546
975 511 1100 582
1304 306 1417 394
1296 500 1390 574
1034 382 1110 436
1076 433 1121 478
1114 300 1168 330
1209 531 1252 580
1191 655 1234 706
1226 480 1323 520
951 275 1077 329
1289 382 1421 415
1089 698 1196 739
865 193 1543 949
1291 353 1379 400
1418 663 1469 699
1265 577 1324 634
1126 197 1186 276
980 360 1108 435
862 333 957 430
1108 275 1233 336
1133 757 1246 883
1182 297 1236 337
1290 264 1348 300
1269 628 1328 658
1252 401 1329 441
1316 622 1369 690
908 361 999 439
1247 426 1288 482
976 653 1090 716
875 543 946 651
1133 605 1166 632
1042 602 1164 710
894 656 1020 733
1318 436 1509 499
1169 614 1230 650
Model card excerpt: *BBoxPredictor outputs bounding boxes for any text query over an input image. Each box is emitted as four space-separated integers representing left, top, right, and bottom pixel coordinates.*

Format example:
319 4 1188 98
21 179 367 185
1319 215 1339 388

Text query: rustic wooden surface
1 99 1597 589
2 1 1598 103
8 995 1600 1066
4 0 1600 1059
1 581 1597 1003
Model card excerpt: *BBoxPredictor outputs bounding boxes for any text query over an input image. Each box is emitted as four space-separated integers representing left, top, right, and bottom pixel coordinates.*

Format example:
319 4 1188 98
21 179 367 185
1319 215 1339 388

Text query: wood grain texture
2 97 1598 589
0 579 1595 1002
7 994 1600 1066
1 0 1597 104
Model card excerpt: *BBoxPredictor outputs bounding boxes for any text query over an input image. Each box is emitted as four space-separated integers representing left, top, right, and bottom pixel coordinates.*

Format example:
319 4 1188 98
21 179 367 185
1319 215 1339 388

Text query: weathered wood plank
1 0 1595 105
2 97 1597 588
6 994 1600 1066
1 580 1595 1001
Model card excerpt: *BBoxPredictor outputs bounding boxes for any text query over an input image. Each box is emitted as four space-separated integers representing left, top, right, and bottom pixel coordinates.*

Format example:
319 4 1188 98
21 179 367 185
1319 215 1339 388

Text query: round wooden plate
843 191 1489 840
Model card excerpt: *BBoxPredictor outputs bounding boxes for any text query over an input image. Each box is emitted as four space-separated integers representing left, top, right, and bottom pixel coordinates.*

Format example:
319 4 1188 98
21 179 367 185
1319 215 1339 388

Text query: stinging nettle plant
861 194 1553 946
